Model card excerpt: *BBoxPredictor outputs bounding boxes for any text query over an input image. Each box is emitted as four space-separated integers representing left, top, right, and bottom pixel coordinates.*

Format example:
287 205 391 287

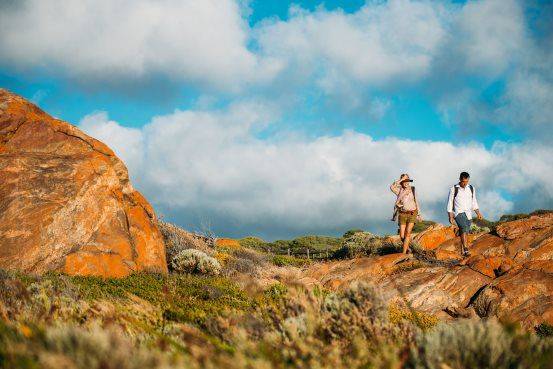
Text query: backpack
453 185 474 213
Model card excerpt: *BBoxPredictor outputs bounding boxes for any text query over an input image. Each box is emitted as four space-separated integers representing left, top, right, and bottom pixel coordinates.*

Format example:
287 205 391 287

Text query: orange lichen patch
19 324 33 338
216 238 241 249
469 234 505 257
468 256 515 278
434 249 461 261
0 89 167 277
127 205 167 274
414 225 457 250
63 252 131 278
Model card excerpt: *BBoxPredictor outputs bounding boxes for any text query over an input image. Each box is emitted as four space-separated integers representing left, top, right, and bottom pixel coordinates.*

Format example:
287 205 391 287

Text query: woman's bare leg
399 223 406 242
402 222 415 254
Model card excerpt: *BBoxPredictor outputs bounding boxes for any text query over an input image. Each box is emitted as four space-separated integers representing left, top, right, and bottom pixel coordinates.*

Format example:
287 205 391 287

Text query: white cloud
1 0 548 140
496 69 553 136
256 0 448 87
476 191 514 221
79 105 553 239
0 0 280 89
455 0 525 74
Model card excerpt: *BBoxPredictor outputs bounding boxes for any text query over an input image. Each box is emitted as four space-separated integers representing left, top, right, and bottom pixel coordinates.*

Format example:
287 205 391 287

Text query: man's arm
472 187 483 220
447 187 455 225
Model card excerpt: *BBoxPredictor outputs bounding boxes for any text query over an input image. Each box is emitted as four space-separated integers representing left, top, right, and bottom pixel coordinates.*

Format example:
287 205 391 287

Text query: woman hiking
390 174 422 254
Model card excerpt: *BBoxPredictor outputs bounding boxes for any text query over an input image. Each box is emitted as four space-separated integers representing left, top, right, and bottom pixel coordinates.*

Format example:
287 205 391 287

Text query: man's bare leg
402 222 414 254
460 233 468 255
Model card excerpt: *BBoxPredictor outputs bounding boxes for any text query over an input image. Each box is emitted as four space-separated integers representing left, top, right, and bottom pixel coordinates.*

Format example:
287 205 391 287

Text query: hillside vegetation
2 210 553 369
1 270 552 369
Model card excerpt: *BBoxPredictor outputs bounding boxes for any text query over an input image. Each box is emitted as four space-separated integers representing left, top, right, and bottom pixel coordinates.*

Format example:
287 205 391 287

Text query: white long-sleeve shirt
446 184 479 219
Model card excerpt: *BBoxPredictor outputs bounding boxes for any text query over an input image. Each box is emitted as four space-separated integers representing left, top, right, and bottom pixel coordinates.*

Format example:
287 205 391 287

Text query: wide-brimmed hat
399 174 413 183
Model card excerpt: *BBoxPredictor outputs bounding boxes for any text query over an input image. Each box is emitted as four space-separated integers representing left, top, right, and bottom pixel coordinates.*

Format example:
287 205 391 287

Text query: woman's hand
417 214 423 222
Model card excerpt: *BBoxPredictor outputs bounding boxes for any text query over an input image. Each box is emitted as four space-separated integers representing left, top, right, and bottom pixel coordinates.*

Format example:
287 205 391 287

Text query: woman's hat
400 174 413 183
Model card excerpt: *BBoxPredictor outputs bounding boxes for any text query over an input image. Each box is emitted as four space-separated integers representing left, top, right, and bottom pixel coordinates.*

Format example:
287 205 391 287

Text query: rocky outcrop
0 89 167 277
307 212 553 328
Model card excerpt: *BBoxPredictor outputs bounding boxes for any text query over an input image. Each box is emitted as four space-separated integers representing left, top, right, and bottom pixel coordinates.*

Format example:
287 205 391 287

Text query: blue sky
0 0 551 240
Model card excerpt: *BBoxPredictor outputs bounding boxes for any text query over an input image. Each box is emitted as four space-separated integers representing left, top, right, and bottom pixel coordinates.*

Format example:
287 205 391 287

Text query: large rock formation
0 89 167 277
306 212 553 328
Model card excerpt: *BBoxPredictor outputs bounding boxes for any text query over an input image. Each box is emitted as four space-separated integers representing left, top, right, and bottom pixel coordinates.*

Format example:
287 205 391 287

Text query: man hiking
446 171 483 257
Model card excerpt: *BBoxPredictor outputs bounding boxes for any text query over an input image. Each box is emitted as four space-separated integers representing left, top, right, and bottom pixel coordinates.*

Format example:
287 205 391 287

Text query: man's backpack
453 185 474 213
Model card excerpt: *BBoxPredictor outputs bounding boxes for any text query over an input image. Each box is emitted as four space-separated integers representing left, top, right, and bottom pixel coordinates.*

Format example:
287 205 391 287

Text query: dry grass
1 270 552 369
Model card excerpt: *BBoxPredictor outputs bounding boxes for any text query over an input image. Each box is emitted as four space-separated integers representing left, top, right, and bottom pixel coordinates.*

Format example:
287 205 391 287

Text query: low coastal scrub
411 319 553 369
1 270 551 369
332 232 400 259
238 235 342 258
170 249 222 276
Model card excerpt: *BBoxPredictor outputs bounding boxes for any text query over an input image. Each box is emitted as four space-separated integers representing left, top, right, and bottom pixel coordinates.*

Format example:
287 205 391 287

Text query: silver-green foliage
412 319 553 369
170 249 221 276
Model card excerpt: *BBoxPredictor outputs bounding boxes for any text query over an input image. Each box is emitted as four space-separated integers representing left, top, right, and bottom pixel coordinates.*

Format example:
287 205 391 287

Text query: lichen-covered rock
0 89 167 277
307 213 553 327
413 224 457 250
473 265 553 327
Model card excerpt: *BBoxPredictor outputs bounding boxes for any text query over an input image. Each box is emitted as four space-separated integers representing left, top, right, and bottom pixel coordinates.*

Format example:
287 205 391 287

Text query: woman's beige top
390 180 420 212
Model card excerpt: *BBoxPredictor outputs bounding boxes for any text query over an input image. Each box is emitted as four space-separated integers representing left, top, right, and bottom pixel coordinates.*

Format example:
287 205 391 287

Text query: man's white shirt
446 184 479 220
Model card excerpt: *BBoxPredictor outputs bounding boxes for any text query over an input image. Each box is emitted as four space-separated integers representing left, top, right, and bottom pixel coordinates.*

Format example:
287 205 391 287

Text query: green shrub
272 255 310 267
158 221 215 269
530 209 553 216
388 304 438 330
470 223 491 234
222 257 258 277
220 248 270 277
412 220 436 233
332 233 400 259
411 319 553 369
264 283 288 301
237 236 266 250
497 209 552 223
322 282 389 340
342 229 364 238
170 249 221 276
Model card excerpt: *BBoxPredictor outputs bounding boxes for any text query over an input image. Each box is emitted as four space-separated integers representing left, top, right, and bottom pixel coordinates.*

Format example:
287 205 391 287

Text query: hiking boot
461 249 471 257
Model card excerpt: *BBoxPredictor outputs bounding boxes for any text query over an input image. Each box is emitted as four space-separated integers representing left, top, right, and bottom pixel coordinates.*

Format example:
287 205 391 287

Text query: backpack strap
453 184 475 213
412 187 419 212
453 185 459 213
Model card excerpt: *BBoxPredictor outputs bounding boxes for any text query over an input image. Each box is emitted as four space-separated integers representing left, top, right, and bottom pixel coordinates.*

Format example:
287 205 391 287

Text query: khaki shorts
398 210 418 225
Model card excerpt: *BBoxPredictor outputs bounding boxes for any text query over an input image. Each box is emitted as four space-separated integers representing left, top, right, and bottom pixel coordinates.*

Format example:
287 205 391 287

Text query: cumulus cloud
79 105 553 240
1 0 549 139
255 0 448 87
0 0 280 89
455 0 526 74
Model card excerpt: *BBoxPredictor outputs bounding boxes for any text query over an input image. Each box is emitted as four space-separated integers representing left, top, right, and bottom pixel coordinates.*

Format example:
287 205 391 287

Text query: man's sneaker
462 249 471 257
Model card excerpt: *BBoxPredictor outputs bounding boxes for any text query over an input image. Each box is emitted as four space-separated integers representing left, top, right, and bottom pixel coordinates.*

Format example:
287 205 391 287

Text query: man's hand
417 214 423 222
448 213 455 226
475 210 483 220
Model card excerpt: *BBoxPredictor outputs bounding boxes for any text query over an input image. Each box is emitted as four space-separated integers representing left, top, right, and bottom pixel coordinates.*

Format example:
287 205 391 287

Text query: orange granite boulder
413 224 457 250
0 89 167 277
473 265 553 327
